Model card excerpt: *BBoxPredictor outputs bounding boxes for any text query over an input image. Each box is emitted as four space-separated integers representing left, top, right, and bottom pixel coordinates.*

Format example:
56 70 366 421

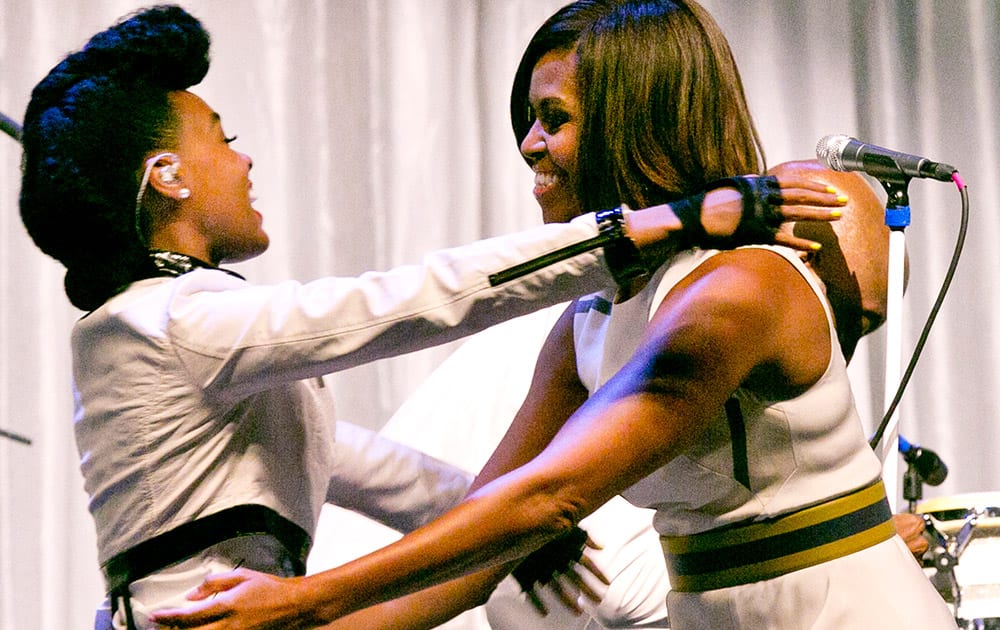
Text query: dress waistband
660 480 895 592
102 504 311 595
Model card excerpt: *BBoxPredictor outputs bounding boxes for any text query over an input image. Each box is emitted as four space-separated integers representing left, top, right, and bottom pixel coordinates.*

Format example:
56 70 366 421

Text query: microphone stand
875 178 910 511
1 113 29 444
0 427 32 445
1 110 22 142
902 456 925 514
901 439 969 626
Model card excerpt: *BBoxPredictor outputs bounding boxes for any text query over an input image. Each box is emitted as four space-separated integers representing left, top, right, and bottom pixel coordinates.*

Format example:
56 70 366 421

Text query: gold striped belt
660 480 895 592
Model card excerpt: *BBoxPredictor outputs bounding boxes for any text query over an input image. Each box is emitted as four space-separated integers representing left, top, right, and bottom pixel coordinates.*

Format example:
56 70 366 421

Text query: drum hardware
917 494 1000 629
922 509 981 613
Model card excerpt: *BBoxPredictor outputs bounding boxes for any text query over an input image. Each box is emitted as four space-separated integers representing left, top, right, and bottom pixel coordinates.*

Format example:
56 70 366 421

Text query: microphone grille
815 134 851 172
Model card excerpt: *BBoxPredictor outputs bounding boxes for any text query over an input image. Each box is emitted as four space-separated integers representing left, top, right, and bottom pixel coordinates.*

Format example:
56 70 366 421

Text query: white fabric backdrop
1 1 997 628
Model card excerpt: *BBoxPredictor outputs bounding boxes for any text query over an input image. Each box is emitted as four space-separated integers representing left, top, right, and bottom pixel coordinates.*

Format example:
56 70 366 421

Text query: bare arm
471 303 589 492
326 308 593 628
312 569 505 630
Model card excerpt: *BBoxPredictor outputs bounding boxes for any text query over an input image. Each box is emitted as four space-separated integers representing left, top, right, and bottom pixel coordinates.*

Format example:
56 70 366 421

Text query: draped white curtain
0 1 996 628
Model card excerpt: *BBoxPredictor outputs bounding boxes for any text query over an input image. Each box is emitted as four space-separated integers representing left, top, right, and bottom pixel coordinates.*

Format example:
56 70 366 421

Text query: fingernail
836 195 849 204
810 242 823 251
830 209 842 218
826 186 838 194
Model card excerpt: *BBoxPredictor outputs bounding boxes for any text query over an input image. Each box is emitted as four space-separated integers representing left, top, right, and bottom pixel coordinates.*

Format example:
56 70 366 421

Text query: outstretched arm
151 247 827 629
470 303 589 492
325 421 473 533
149 309 590 630
325 307 595 627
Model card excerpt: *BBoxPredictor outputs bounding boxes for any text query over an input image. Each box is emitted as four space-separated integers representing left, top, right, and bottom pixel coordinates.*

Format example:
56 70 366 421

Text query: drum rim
917 492 1000 515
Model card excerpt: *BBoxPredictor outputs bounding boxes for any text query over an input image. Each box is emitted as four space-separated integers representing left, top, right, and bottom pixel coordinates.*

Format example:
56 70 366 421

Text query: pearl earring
179 188 191 200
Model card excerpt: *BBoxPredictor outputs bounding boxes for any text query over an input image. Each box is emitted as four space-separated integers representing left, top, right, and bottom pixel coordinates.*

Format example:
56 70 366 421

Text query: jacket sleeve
325 421 473 533
163 214 612 399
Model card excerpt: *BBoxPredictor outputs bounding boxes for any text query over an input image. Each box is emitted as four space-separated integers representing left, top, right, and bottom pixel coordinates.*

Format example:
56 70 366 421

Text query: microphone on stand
899 435 948 486
816 134 957 183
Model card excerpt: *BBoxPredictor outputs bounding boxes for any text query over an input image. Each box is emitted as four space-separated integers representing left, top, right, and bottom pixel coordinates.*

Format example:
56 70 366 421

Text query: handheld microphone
816 134 957 183
898 435 948 486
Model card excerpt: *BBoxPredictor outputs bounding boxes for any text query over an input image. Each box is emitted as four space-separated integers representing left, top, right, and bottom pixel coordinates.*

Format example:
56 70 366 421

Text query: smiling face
166 90 267 264
519 48 582 225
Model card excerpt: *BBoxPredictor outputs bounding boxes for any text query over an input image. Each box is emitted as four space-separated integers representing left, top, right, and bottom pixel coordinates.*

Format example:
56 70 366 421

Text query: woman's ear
146 153 189 200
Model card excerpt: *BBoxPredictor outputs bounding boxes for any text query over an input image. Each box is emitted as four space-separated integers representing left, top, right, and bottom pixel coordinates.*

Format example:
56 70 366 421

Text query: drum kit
910 442 1000 630
896 437 999 628
916 493 1000 629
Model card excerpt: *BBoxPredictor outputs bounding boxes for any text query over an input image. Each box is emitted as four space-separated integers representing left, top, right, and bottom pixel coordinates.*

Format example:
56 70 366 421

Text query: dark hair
19 5 210 310
510 0 764 213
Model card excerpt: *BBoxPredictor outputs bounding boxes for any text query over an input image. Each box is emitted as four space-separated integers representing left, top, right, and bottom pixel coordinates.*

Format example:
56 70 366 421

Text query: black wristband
596 205 648 286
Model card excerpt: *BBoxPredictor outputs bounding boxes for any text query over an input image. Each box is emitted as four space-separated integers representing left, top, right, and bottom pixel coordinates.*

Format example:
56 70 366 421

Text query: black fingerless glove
673 175 784 250
511 526 588 592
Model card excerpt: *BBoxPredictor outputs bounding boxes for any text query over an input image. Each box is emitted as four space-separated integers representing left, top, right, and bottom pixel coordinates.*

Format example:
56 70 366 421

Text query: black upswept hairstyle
510 0 765 214
20 5 210 311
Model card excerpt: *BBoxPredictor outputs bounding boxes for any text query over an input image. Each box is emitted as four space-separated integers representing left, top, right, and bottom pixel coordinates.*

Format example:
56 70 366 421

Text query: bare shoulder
666 247 808 314
649 247 831 396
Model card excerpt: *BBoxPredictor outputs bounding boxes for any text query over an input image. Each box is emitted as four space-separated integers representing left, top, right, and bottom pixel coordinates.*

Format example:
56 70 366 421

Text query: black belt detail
103 504 311 596
725 397 750 490
669 495 891 576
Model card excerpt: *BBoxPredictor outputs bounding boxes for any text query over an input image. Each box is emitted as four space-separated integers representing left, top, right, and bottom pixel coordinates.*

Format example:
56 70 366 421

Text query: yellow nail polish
836 195 849 204
830 209 842 218
826 186 838 194
810 242 823 251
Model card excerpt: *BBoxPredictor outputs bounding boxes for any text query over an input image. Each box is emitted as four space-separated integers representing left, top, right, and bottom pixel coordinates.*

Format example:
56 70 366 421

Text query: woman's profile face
520 48 582 225
169 91 268 264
